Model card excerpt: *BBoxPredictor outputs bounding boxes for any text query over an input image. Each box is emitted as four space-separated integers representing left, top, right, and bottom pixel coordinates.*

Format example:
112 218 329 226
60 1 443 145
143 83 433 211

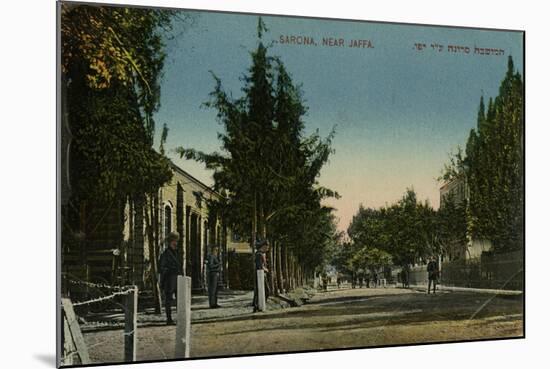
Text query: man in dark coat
427 257 439 294
205 244 222 308
253 239 270 312
403 264 410 288
159 232 183 325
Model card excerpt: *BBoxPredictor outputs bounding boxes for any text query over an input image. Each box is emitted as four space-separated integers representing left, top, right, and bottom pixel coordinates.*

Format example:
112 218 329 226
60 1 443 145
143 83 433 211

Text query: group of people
350 271 380 289
159 231 270 325
159 231 441 324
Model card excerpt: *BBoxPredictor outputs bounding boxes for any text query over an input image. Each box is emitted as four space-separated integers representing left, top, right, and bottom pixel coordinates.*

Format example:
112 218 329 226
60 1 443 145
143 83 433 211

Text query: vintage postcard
57 1 524 366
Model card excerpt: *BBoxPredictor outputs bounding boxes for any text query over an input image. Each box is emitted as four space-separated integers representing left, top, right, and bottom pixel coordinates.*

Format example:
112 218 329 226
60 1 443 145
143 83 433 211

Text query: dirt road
83 287 523 364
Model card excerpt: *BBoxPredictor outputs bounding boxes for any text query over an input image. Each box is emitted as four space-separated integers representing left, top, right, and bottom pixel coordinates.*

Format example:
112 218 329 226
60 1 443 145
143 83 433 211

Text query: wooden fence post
175 276 192 358
124 286 138 362
257 270 266 312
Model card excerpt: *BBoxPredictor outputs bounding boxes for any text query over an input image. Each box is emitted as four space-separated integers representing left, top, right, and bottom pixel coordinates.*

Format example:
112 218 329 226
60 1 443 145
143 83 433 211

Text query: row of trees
178 19 341 293
339 56 523 275
339 188 469 275
336 189 437 275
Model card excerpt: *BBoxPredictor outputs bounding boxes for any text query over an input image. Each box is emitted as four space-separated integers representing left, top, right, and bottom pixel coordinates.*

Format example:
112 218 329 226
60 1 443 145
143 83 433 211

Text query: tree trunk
297 263 301 287
269 240 276 294
145 193 162 314
276 242 283 294
291 254 295 290
283 246 290 292
251 192 257 296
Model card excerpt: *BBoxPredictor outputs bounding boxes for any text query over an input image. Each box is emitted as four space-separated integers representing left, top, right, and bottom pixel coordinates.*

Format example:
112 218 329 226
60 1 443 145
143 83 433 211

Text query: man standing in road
205 244 222 308
159 232 183 325
403 263 410 288
427 257 439 294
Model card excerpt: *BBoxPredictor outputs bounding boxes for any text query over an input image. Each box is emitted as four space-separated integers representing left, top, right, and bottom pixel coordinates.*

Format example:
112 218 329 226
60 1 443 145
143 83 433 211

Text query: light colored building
122 161 251 291
62 160 251 294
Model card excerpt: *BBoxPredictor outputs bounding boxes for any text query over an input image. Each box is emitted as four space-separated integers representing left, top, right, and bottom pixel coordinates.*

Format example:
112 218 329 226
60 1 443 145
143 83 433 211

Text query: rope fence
72 289 135 307
61 283 139 366
66 278 131 291
61 275 193 364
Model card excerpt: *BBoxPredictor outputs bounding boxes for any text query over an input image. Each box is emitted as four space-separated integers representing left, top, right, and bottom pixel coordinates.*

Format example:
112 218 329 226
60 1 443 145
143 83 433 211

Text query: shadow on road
210 289 523 336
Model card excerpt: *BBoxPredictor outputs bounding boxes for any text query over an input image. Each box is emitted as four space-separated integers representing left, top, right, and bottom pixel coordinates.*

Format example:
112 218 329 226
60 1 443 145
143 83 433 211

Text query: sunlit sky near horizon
153 10 523 233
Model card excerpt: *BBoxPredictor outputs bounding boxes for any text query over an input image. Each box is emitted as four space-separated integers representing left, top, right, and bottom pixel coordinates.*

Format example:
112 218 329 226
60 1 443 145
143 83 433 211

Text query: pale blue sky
154 10 523 231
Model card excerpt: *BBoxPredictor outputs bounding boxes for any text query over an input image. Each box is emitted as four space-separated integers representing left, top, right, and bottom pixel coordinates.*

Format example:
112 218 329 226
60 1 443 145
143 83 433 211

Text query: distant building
439 176 492 260
439 175 468 207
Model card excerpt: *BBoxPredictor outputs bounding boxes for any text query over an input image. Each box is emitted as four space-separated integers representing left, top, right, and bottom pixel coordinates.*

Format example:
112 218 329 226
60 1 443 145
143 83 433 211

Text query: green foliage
441 56 524 252
176 17 339 271
346 188 436 270
350 247 392 272
62 4 179 204
437 196 468 260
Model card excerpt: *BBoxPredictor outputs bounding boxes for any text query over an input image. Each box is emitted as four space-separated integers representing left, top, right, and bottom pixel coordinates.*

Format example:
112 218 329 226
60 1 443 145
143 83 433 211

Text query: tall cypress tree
445 56 524 252
177 18 338 291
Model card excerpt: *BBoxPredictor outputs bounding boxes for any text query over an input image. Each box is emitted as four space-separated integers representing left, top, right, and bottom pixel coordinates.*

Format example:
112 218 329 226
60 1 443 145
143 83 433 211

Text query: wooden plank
61 298 91 364
62 314 75 366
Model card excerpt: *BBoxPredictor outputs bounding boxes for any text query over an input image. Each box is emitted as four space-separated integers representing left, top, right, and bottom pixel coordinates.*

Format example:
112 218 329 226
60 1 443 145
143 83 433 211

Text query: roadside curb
409 284 522 296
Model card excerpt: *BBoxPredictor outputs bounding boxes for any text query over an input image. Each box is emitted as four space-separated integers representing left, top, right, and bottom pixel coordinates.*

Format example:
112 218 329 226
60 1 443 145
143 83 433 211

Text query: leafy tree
61 4 190 310
348 243 392 273
437 196 468 260
347 189 436 270
177 18 338 292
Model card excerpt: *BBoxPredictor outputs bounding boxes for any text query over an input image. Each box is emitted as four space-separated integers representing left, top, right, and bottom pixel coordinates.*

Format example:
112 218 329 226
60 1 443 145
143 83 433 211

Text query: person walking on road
403 264 410 288
321 272 329 291
159 232 183 325
427 257 439 294
205 244 222 308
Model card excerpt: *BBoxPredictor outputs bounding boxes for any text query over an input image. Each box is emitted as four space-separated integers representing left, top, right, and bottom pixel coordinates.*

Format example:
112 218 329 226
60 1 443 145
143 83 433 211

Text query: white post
257 270 266 312
124 286 138 362
175 276 192 358
313 272 319 289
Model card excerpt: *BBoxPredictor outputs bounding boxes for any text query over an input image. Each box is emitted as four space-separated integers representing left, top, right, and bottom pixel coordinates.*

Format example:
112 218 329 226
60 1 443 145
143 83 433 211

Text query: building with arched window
121 162 250 292
61 160 251 296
